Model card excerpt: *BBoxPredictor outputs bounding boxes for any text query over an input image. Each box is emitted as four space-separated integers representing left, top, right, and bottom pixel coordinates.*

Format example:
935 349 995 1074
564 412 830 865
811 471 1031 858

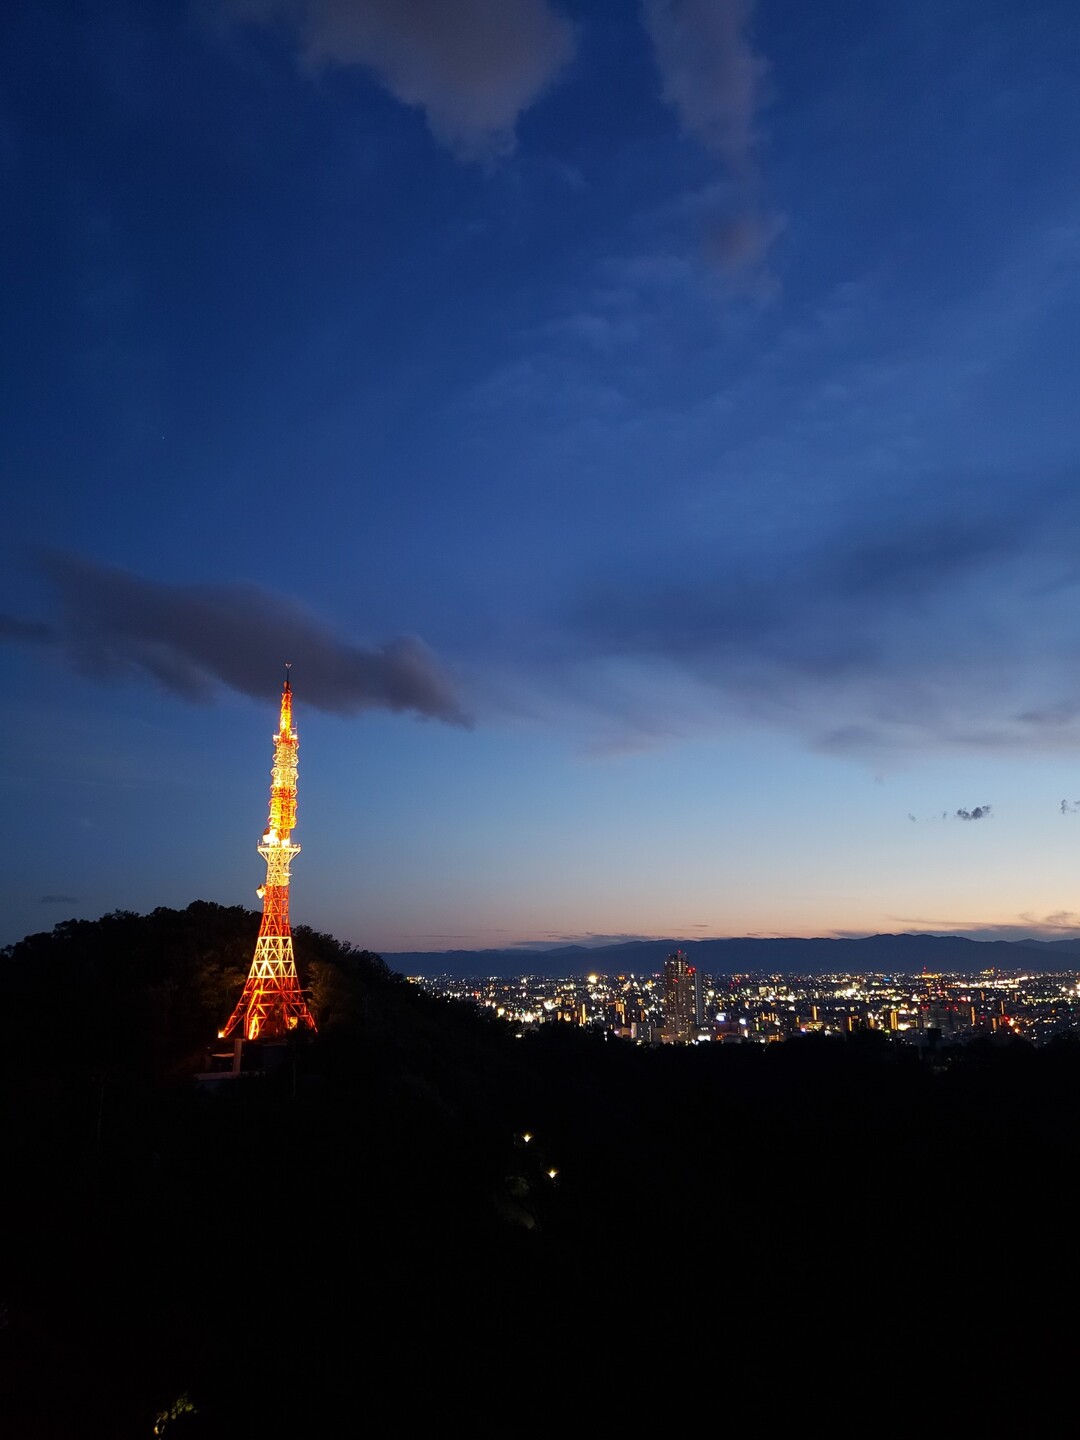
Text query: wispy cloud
641 0 764 173
641 0 777 274
220 0 575 160
890 913 1080 943
0 613 55 644
907 810 980 823
3 552 469 725
510 931 661 950
552 468 1080 759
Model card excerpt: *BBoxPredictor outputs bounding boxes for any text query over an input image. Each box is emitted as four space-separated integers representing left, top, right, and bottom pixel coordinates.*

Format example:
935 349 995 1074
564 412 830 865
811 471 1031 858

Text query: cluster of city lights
410 968 1080 1048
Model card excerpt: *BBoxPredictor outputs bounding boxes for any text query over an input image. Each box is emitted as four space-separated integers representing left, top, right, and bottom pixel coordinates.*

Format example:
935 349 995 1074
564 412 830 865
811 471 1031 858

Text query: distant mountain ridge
385 932 1080 979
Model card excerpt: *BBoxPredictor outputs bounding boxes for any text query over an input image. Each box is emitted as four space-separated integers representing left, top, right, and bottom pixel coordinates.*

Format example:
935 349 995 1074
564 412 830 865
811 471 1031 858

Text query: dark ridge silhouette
388 930 1080 977
1 902 1077 1434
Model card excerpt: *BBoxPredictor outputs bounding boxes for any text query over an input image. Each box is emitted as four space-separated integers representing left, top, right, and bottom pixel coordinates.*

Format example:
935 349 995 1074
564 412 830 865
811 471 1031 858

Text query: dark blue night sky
4 0 1080 952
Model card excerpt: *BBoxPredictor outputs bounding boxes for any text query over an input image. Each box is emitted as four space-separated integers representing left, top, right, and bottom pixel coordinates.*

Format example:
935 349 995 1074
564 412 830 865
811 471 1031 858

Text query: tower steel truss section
221 670 317 1041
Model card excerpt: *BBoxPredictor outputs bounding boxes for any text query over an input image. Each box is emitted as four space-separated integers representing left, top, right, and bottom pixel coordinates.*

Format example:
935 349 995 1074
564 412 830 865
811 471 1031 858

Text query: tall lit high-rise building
663 950 703 1042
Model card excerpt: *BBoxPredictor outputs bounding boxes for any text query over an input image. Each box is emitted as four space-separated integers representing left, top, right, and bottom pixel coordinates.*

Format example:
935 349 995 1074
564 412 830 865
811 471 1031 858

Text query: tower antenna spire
220 672 317 1042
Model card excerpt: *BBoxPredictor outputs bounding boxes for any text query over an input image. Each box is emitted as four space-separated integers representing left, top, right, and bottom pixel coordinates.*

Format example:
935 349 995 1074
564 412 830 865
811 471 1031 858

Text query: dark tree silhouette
2 903 1078 1435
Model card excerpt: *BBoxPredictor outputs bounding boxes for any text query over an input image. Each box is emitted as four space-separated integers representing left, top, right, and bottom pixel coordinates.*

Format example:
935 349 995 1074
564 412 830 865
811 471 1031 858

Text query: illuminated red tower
221 669 317 1041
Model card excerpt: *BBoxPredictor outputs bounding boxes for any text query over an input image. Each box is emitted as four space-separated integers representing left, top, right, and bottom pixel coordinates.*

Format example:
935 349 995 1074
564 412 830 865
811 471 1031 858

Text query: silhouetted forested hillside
1 903 1077 1435
390 930 1080 977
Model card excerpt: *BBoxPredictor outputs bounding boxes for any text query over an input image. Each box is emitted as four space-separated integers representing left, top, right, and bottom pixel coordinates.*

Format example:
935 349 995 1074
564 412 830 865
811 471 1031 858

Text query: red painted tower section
221 671 317 1041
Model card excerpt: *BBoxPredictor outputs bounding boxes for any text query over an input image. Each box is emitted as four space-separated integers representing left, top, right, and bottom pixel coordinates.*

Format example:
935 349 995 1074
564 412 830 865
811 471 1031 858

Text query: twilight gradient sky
4 0 1080 953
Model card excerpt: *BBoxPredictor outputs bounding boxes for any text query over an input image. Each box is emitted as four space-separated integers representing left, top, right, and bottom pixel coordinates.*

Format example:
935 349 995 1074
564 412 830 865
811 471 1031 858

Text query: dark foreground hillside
2 903 1078 1435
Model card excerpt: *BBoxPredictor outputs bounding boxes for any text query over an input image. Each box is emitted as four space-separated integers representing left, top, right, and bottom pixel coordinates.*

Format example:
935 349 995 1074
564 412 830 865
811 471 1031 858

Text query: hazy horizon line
380 926 1080 954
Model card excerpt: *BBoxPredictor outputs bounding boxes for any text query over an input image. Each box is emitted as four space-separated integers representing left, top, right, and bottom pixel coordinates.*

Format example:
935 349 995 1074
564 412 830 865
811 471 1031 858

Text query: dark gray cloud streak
12 553 469 725
563 476 1080 755
0 613 55 644
909 808 992 823
574 509 1016 670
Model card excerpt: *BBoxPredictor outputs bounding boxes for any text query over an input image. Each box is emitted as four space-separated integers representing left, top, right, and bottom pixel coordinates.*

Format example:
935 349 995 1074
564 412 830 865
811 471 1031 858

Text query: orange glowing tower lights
221 668 317 1041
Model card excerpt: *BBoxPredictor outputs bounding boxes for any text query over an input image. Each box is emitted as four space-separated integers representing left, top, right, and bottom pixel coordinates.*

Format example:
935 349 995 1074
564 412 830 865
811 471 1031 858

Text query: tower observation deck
221 670 317 1041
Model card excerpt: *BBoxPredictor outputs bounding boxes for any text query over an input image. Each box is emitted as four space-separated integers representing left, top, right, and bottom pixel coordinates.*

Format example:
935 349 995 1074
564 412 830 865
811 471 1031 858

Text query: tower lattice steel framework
221 669 318 1041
